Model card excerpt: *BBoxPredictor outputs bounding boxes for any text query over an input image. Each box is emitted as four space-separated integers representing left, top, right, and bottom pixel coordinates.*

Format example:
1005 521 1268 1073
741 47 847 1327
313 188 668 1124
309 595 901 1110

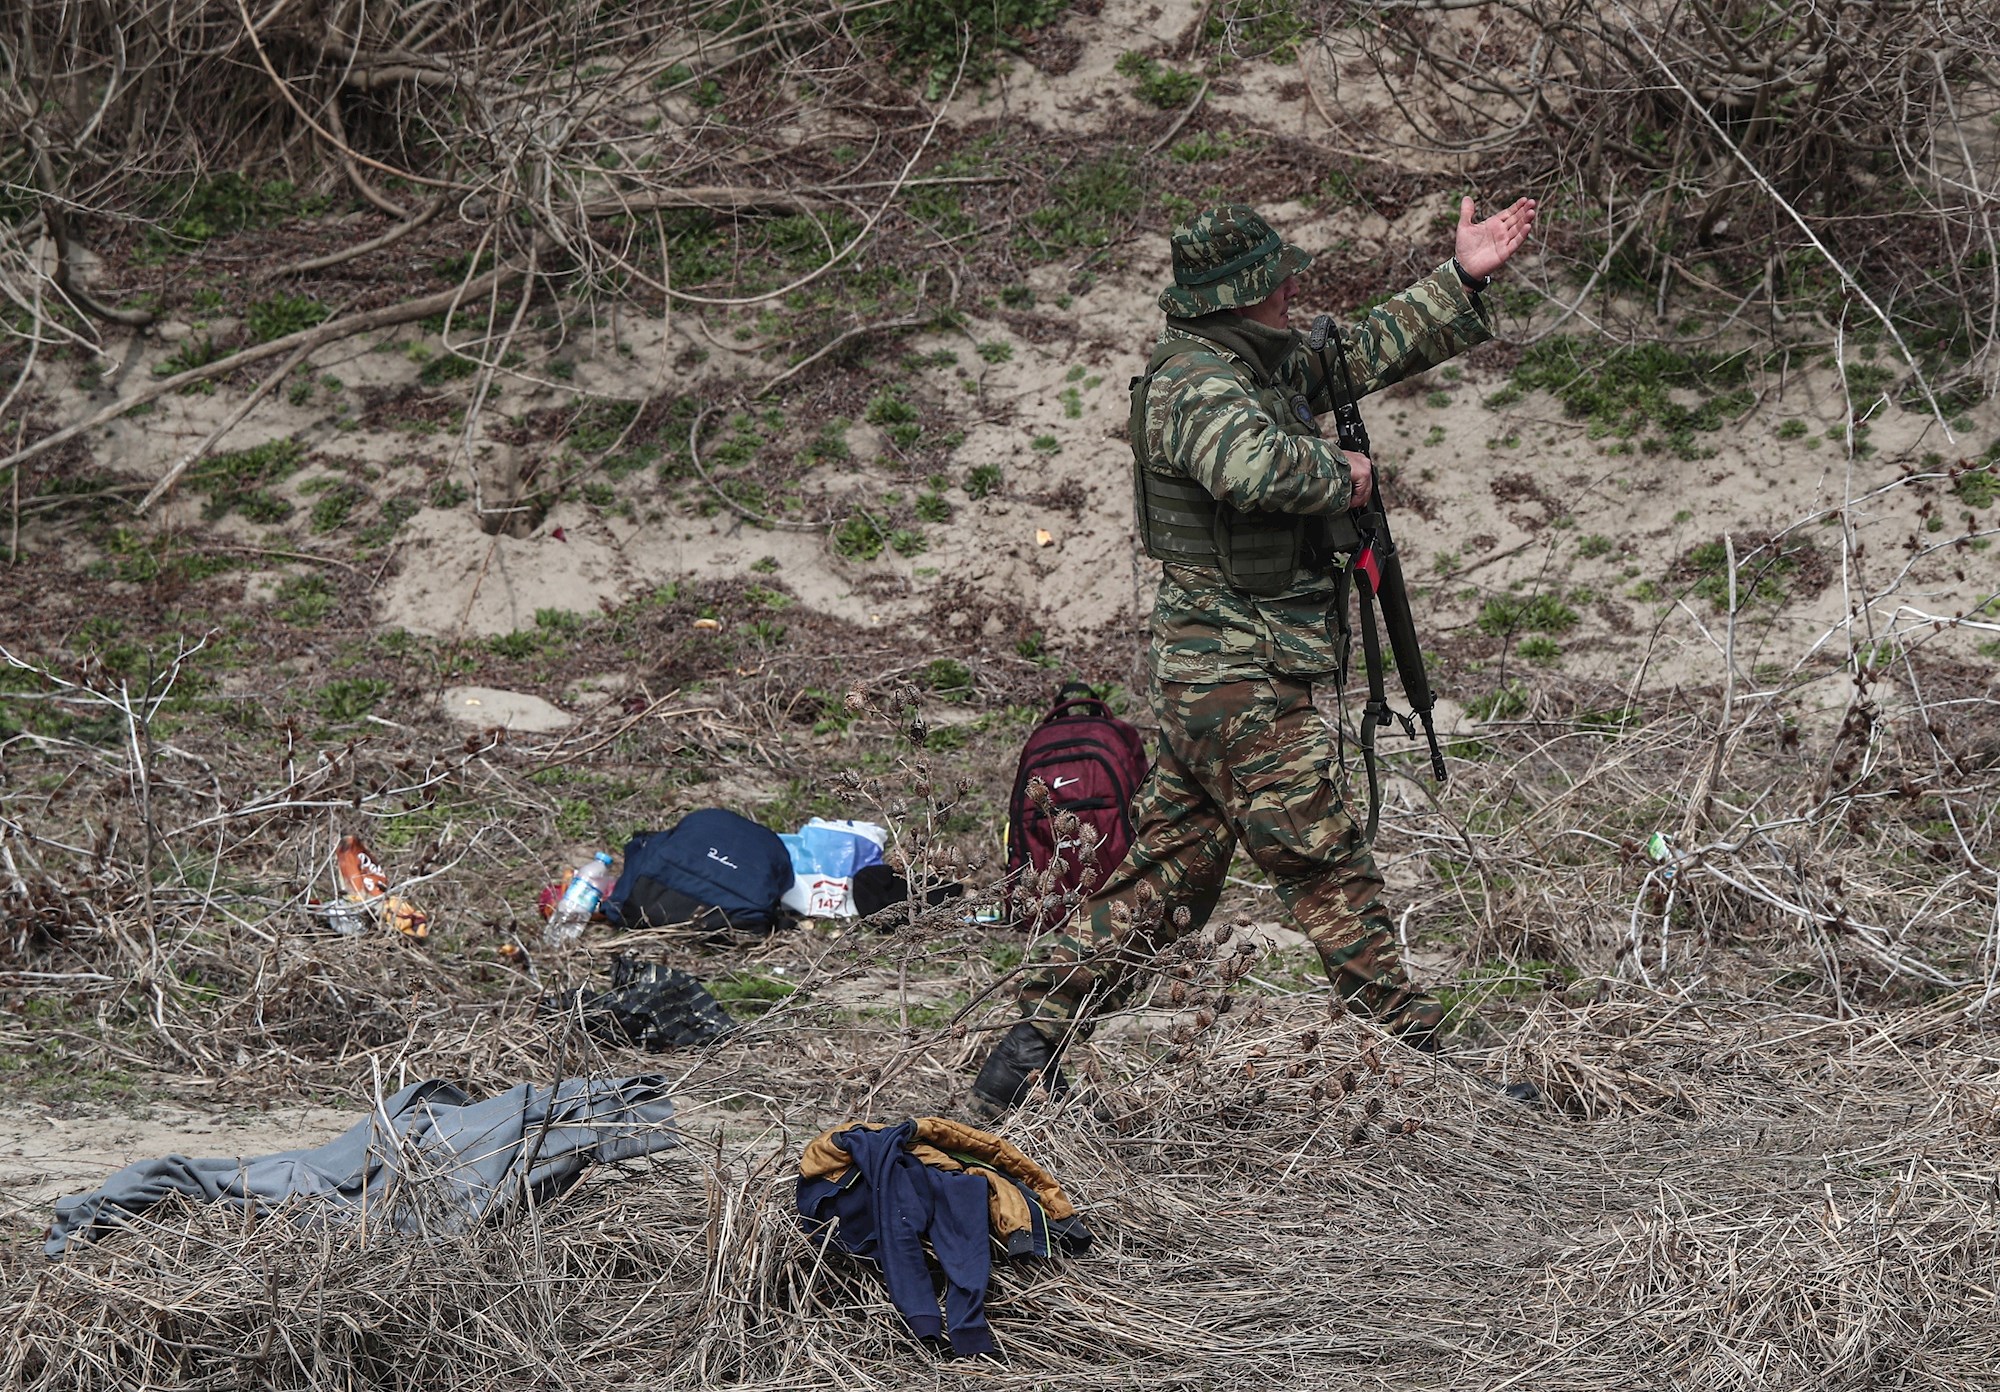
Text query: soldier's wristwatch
1452 257 1493 293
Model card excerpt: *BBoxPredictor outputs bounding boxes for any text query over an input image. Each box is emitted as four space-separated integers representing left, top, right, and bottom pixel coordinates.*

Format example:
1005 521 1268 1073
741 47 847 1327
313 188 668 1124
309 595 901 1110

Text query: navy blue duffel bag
603 809 792 932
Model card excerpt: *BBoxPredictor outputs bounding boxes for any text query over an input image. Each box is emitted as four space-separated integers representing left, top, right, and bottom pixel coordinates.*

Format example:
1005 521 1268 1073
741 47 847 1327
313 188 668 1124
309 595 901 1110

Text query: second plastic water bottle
547 851 616 945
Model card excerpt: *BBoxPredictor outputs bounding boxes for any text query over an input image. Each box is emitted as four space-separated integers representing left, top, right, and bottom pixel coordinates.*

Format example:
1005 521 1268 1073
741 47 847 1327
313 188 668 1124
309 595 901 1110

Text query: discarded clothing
541 956 735 1050
46 1075 676 1258
796 1117 1091 1355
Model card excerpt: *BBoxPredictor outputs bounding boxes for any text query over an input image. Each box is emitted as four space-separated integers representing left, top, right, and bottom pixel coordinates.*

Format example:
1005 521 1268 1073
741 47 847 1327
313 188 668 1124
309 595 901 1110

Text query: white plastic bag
778 820 887 917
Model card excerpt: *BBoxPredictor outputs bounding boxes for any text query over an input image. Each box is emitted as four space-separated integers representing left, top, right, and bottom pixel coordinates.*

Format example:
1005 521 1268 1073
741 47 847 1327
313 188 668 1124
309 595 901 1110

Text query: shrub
1477 593 1579 636
246 294 329 343
1114 51 1203 108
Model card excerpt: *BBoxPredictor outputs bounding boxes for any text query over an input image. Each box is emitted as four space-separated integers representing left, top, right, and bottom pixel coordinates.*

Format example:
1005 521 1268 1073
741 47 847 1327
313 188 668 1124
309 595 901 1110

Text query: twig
268 197 447 279
1608 2 1954 437
137 338 319 514
756 269 953 397
686 404 820 531
0 265 521 478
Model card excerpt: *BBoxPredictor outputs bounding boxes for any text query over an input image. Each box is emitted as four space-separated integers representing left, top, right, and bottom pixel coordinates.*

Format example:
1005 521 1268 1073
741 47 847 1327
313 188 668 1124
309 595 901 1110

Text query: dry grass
2 478 1997 1386
3 984 1996 1389
5 2 2000 1385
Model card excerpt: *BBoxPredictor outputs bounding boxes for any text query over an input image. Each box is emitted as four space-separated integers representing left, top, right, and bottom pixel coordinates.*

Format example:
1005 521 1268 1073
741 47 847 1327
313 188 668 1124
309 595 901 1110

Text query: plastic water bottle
547 852 615 945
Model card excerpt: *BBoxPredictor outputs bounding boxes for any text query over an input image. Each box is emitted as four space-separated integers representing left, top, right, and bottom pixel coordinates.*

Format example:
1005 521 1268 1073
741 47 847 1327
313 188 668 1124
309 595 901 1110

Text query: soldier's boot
968 1019 1069 1119
1314 927 1444 1051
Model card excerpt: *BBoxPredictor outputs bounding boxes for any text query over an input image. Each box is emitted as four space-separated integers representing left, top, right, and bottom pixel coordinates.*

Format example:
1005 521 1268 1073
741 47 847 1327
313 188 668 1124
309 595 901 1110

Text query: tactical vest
1129 334 1360 598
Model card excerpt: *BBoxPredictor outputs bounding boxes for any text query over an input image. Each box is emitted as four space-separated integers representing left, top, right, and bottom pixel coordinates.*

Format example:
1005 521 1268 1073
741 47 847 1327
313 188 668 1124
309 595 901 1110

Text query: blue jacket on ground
795 1118 998 1356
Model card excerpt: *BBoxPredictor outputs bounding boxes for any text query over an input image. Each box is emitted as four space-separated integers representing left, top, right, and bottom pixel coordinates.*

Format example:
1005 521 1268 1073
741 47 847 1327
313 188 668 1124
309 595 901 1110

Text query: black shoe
970 1021 1067 1115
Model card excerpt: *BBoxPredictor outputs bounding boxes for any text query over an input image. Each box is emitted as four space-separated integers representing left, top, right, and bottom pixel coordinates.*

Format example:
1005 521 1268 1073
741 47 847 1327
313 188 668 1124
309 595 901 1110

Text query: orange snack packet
335 835 430 941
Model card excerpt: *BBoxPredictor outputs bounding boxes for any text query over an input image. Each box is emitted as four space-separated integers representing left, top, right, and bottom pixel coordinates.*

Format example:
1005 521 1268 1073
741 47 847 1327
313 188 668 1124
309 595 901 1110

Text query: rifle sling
1354 565 1390 844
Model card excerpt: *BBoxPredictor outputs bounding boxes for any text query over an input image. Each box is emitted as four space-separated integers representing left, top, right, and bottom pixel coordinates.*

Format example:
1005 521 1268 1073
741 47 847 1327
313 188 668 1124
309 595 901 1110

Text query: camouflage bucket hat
1158 204 1313 317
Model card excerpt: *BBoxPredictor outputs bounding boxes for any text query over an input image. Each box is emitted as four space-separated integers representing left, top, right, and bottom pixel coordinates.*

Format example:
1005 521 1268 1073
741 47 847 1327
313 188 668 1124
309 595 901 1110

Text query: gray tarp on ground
45 1075 677 1257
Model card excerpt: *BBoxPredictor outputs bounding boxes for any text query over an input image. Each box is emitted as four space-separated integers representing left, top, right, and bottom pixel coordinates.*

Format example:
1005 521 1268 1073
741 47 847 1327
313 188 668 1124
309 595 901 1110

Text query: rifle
1311 316 1450 839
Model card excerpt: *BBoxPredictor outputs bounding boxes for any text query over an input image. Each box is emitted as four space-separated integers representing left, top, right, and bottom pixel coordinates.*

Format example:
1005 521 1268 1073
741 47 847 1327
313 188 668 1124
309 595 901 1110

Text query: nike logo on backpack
1050 776 1081 791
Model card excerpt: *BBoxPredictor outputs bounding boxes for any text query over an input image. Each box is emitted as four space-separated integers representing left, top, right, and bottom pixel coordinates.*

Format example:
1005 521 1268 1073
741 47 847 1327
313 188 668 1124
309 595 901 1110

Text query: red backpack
1006 683 1149 924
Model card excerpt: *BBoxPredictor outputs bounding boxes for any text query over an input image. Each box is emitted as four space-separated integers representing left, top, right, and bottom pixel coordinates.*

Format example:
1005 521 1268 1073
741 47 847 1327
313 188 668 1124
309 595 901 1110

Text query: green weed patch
1512 339 1753 459
1477 592 1579 637
1019 155 1141 257
1115 52 1203 108
189 438 304 523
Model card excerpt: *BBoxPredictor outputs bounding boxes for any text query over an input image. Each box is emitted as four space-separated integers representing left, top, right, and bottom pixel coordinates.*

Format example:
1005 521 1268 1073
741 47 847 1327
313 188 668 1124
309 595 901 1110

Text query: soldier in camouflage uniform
972 196 1539 1113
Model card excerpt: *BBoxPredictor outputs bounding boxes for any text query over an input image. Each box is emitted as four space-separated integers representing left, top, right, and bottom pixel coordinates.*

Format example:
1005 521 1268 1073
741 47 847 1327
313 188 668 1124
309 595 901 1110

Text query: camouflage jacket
1140 261 1493 683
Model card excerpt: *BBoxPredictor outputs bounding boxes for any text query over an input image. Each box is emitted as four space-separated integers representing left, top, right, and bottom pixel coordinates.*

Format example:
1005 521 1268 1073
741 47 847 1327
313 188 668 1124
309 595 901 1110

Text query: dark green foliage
603 444 660 479
149 174 322 248
833 512 885 561
1477 593 1579 637
1020 155 1141 256
274 574 335 625
319 678 389 722
908 143 995 238
1170 131 1237 163
1114 52 1203 108
1576 705 1642 735
567 399 655 482
1200 0 1309 60
357 497 421 547
188 438 304 523
864 389 918 427
706 970 796 1013
419 351 481 385
1956 461 1996 508
865 388 922 449
1843 362 1899 396
1677 539 1813 609
1512 340 1754 459
1468 683 1527 721
429 479 470 509
856 0 1071 92
805 422 851 463
94 529 238 585
309 483 369 535
925 658 972 701
246 294 329 343
156 335 228 391
767 212 864 268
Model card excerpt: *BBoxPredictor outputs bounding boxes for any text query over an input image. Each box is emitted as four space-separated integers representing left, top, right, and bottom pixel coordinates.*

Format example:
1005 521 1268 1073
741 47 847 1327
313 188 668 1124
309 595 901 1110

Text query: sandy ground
24 0 1990 695
0 1102 354 1239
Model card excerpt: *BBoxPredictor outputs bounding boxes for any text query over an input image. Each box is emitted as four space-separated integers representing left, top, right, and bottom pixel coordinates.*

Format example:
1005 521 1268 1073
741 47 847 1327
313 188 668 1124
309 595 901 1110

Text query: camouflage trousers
1016 677 1440 1040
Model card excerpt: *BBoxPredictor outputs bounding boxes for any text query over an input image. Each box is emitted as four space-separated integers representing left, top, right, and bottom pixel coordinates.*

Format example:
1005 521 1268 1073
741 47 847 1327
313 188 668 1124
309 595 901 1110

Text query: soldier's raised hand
1453 196 1538 281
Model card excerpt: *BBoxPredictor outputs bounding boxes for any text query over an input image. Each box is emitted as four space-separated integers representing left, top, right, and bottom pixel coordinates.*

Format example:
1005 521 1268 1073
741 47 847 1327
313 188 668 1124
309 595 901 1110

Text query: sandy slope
21 1 1998 707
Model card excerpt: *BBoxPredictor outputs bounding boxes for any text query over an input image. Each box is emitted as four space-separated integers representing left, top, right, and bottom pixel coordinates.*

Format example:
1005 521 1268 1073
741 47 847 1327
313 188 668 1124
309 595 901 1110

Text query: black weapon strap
1318 318 1392 839
1328 565 1353 806
1354 557 1388 843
